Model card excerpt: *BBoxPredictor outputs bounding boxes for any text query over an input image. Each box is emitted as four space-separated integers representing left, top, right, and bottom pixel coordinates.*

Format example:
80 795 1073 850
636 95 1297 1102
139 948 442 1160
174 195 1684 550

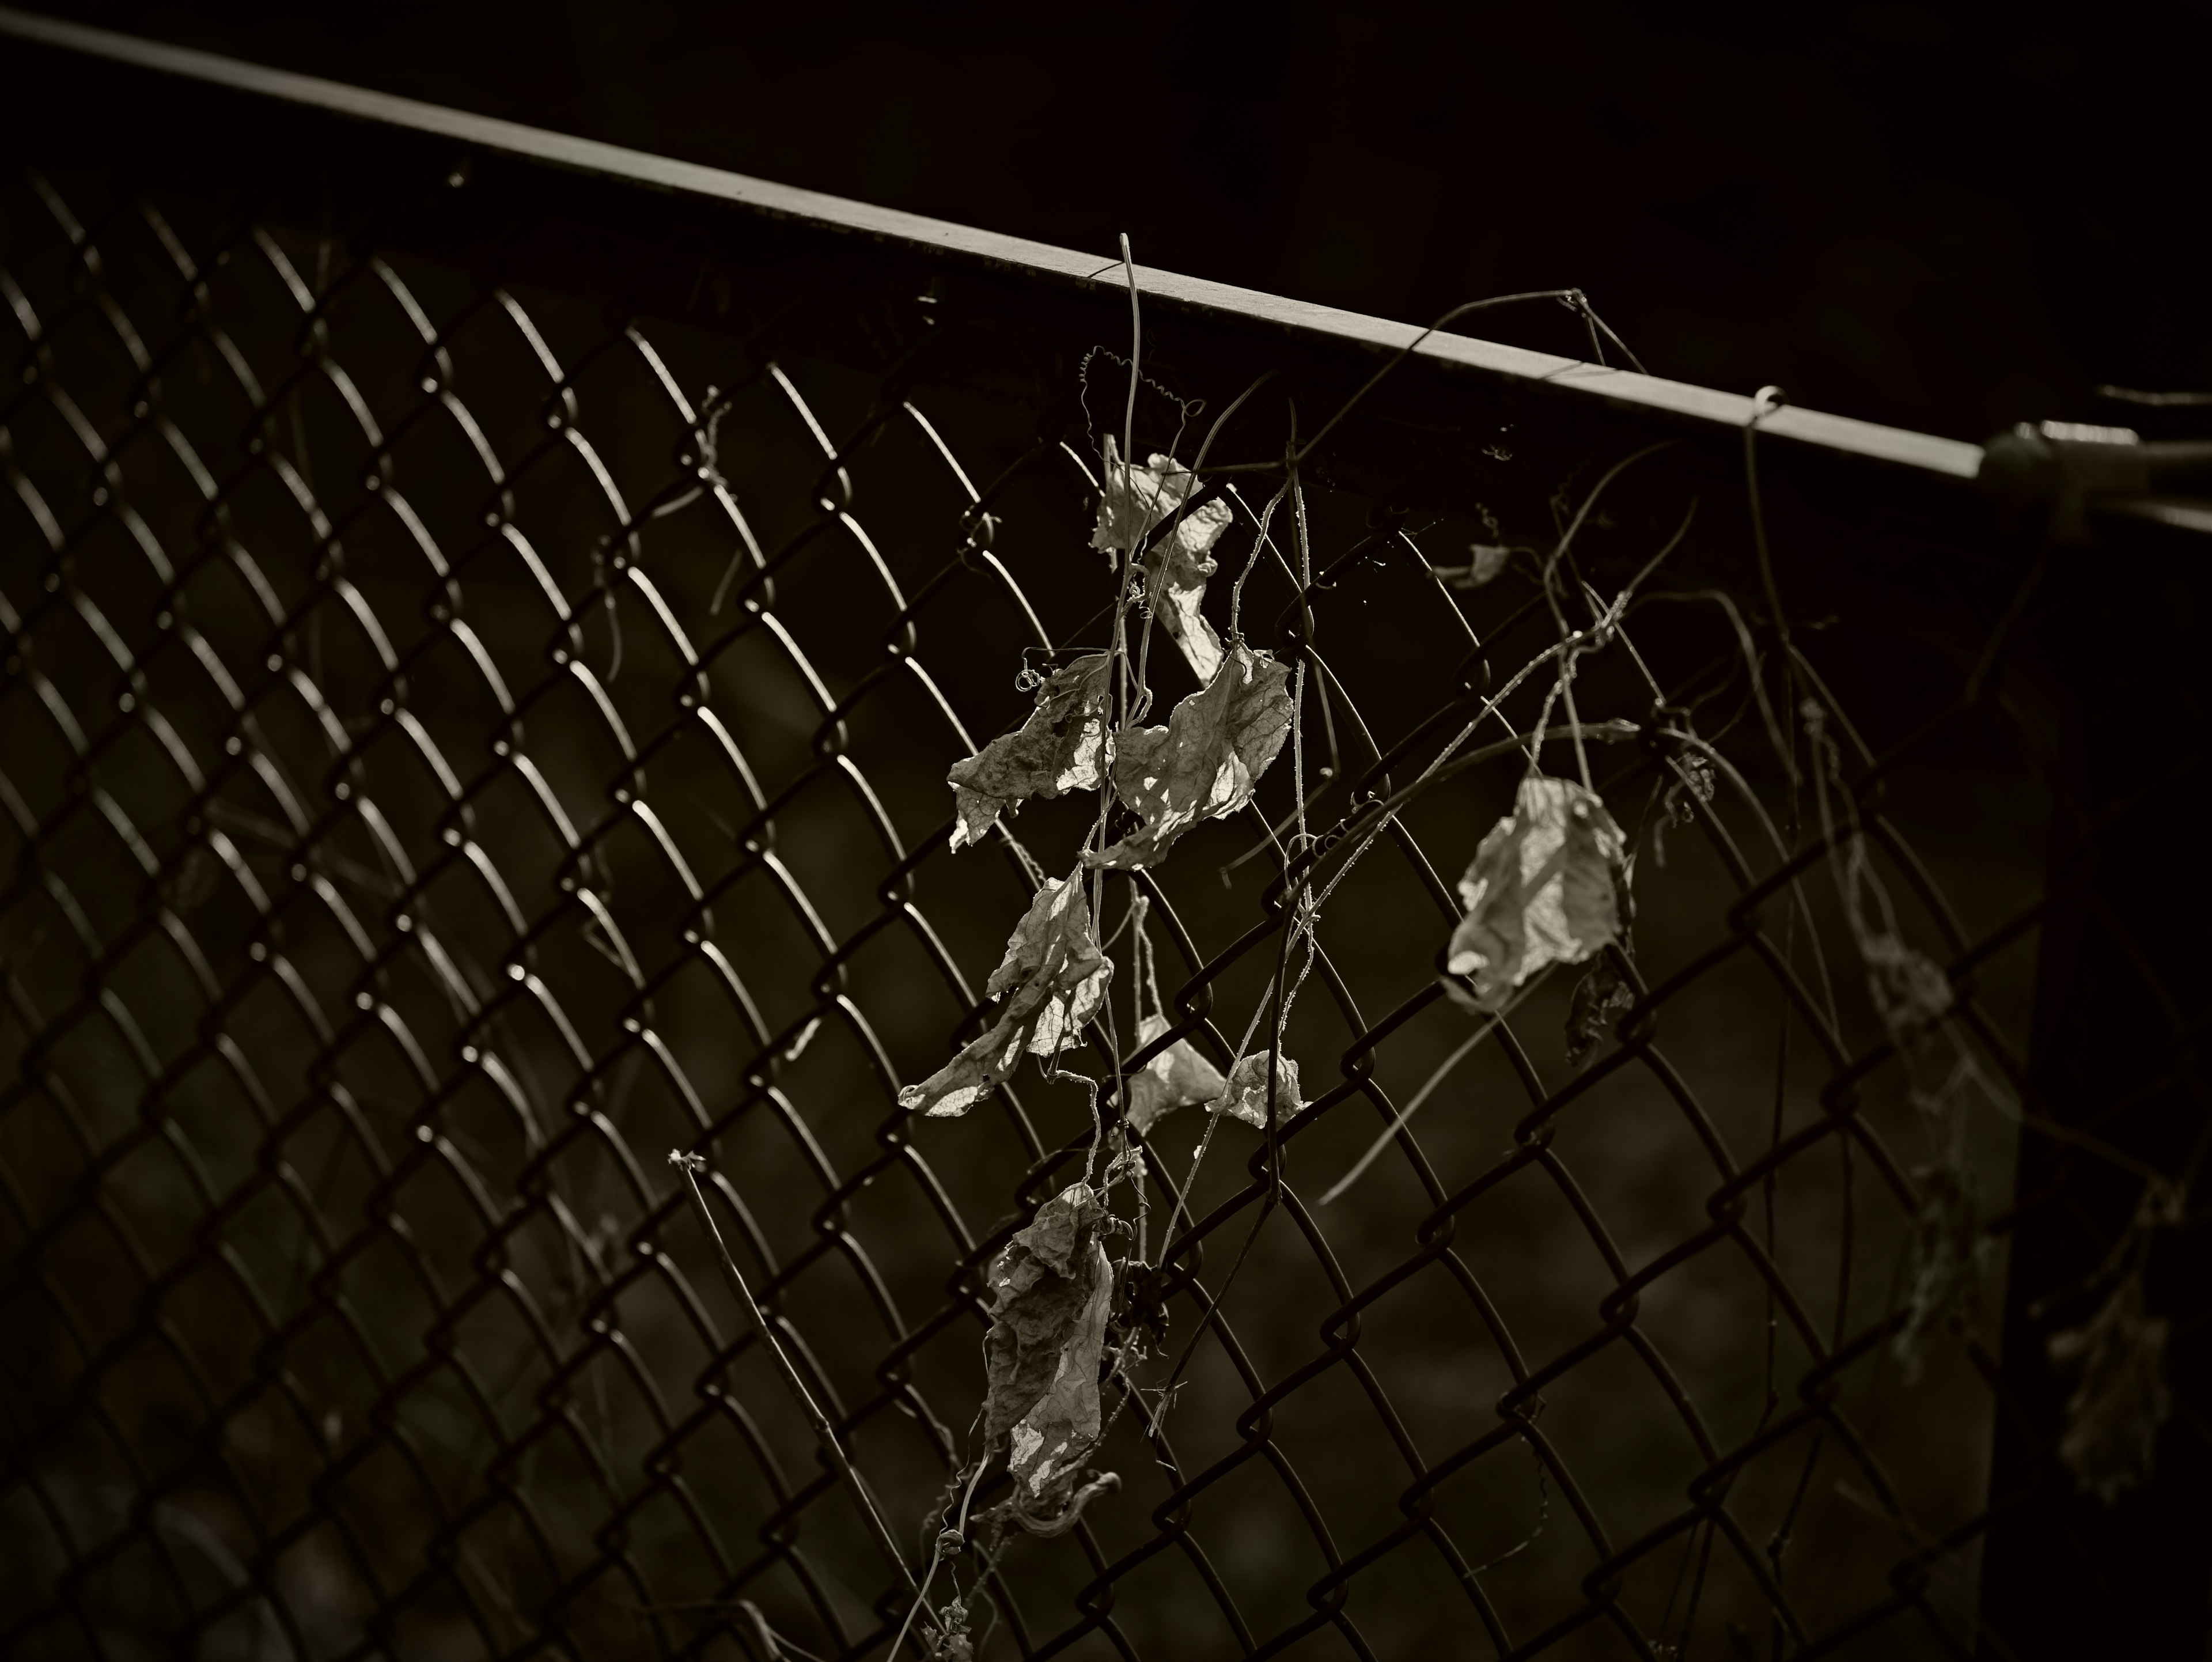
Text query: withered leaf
162 843 224 913
923 1603 973 1662
1430 543 1514 589
2050 1272 2172 1505
1675 752 1716 809
1210 1050 1302 1129
1088 643 1294 870
1861 933 1959 1114
1445 775 1627 1013
1565 956 1637 1069
982 1182 1114 1511
1144 496 1234 681
946 654 1115 852
1124 1013 1226 1137
1652 753 1715 869
1893 1162 1987 1384
897 876 1112 1117
1091 436 1202 556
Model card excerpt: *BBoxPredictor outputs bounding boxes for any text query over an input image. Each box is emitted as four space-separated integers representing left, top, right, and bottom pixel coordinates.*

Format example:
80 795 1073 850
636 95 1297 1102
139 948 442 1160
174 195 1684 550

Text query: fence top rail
0 3 1986 484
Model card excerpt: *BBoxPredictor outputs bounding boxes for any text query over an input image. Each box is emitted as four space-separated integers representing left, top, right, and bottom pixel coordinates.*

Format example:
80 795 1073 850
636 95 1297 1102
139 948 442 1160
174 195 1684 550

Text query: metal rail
0 6 1991 482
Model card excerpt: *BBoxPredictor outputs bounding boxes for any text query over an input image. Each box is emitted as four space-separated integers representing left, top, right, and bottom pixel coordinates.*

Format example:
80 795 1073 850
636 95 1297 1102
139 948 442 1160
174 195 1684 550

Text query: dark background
37 1 2210 443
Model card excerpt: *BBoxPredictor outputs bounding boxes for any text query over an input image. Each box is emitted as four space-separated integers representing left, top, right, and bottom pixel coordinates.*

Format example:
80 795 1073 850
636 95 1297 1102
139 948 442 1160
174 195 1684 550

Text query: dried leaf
162 843 224 913
1124 1013 1226 1137
1088 643 1294 870
1678 752 1715 807
1091 436 1202 556
1144 496 1234 681
983 1182 1114 1511
2050 1273 2172 1505
1862 933 1959 1112
1430 543 1514 589
946 654 1115 851
1565 956 1637 1069
1210 1050 1302 1129
923 1603 974 1662
897 876 1112 1117
1652 754 1714 869
1445 776 1627 1013
1893 1163 1987 1384
1663 754 1716 826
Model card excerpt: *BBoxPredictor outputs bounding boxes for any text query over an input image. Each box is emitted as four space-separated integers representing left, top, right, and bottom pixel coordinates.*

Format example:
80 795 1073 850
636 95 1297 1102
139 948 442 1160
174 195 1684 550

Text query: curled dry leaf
946 654 1114 852
982 1182 1115 1517
1124 1013 1226 1137
1651 752 1714 869
2050 1272 2172 1505
1091 436 1203 556
1565 956 1637 1069
1430 543 1514 589
1681 752 1715 804
1210 1050 1303 1129
1893 1162 1987 1384
162 843 224 913
922 1603 974 1662
1446 775 1627 1013
1861 933 1960 1113
1143 495 1234 681
1088 643 1294 870
897 876 1111 1117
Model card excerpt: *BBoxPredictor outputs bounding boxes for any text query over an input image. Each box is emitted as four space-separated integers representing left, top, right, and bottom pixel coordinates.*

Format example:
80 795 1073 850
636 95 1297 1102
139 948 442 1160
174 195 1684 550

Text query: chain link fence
3 20 2208 1662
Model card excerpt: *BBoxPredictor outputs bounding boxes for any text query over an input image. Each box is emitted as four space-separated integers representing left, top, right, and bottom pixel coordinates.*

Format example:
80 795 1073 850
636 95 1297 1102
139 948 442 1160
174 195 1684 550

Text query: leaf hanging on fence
923 1602 974 1662
1565 956 1637 1069
1429 543 1514 589
1651 752 1715 869
1088 643 1294 870
1092 436 1202 556
1671 753 1716 815
2049 1272 2172 1505
1143 495 1234 681
1893 1162 1987 1384
1860 933 1960 1113
1210 1050 1302 1129
982 1182 1115 1514
946 654 1115 851
897 876 1112 1117
1445 775 1627 1013
1125 1013 1227 1136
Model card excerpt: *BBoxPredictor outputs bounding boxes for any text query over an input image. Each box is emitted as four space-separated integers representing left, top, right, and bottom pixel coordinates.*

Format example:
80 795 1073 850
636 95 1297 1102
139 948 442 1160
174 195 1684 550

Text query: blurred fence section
2 15 2209 1661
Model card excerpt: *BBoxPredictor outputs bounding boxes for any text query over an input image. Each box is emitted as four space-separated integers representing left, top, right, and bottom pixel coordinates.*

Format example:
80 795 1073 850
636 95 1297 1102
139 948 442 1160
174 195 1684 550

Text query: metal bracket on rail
1979 419 2212 543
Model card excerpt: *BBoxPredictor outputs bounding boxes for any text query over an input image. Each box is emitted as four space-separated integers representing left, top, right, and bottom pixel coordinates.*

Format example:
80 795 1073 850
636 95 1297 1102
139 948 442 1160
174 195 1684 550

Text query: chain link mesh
0 104 2200 1662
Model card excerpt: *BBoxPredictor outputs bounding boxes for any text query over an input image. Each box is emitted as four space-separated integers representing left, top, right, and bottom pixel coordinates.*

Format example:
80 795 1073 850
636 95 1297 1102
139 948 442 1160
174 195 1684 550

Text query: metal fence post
1978 511 2212 1655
